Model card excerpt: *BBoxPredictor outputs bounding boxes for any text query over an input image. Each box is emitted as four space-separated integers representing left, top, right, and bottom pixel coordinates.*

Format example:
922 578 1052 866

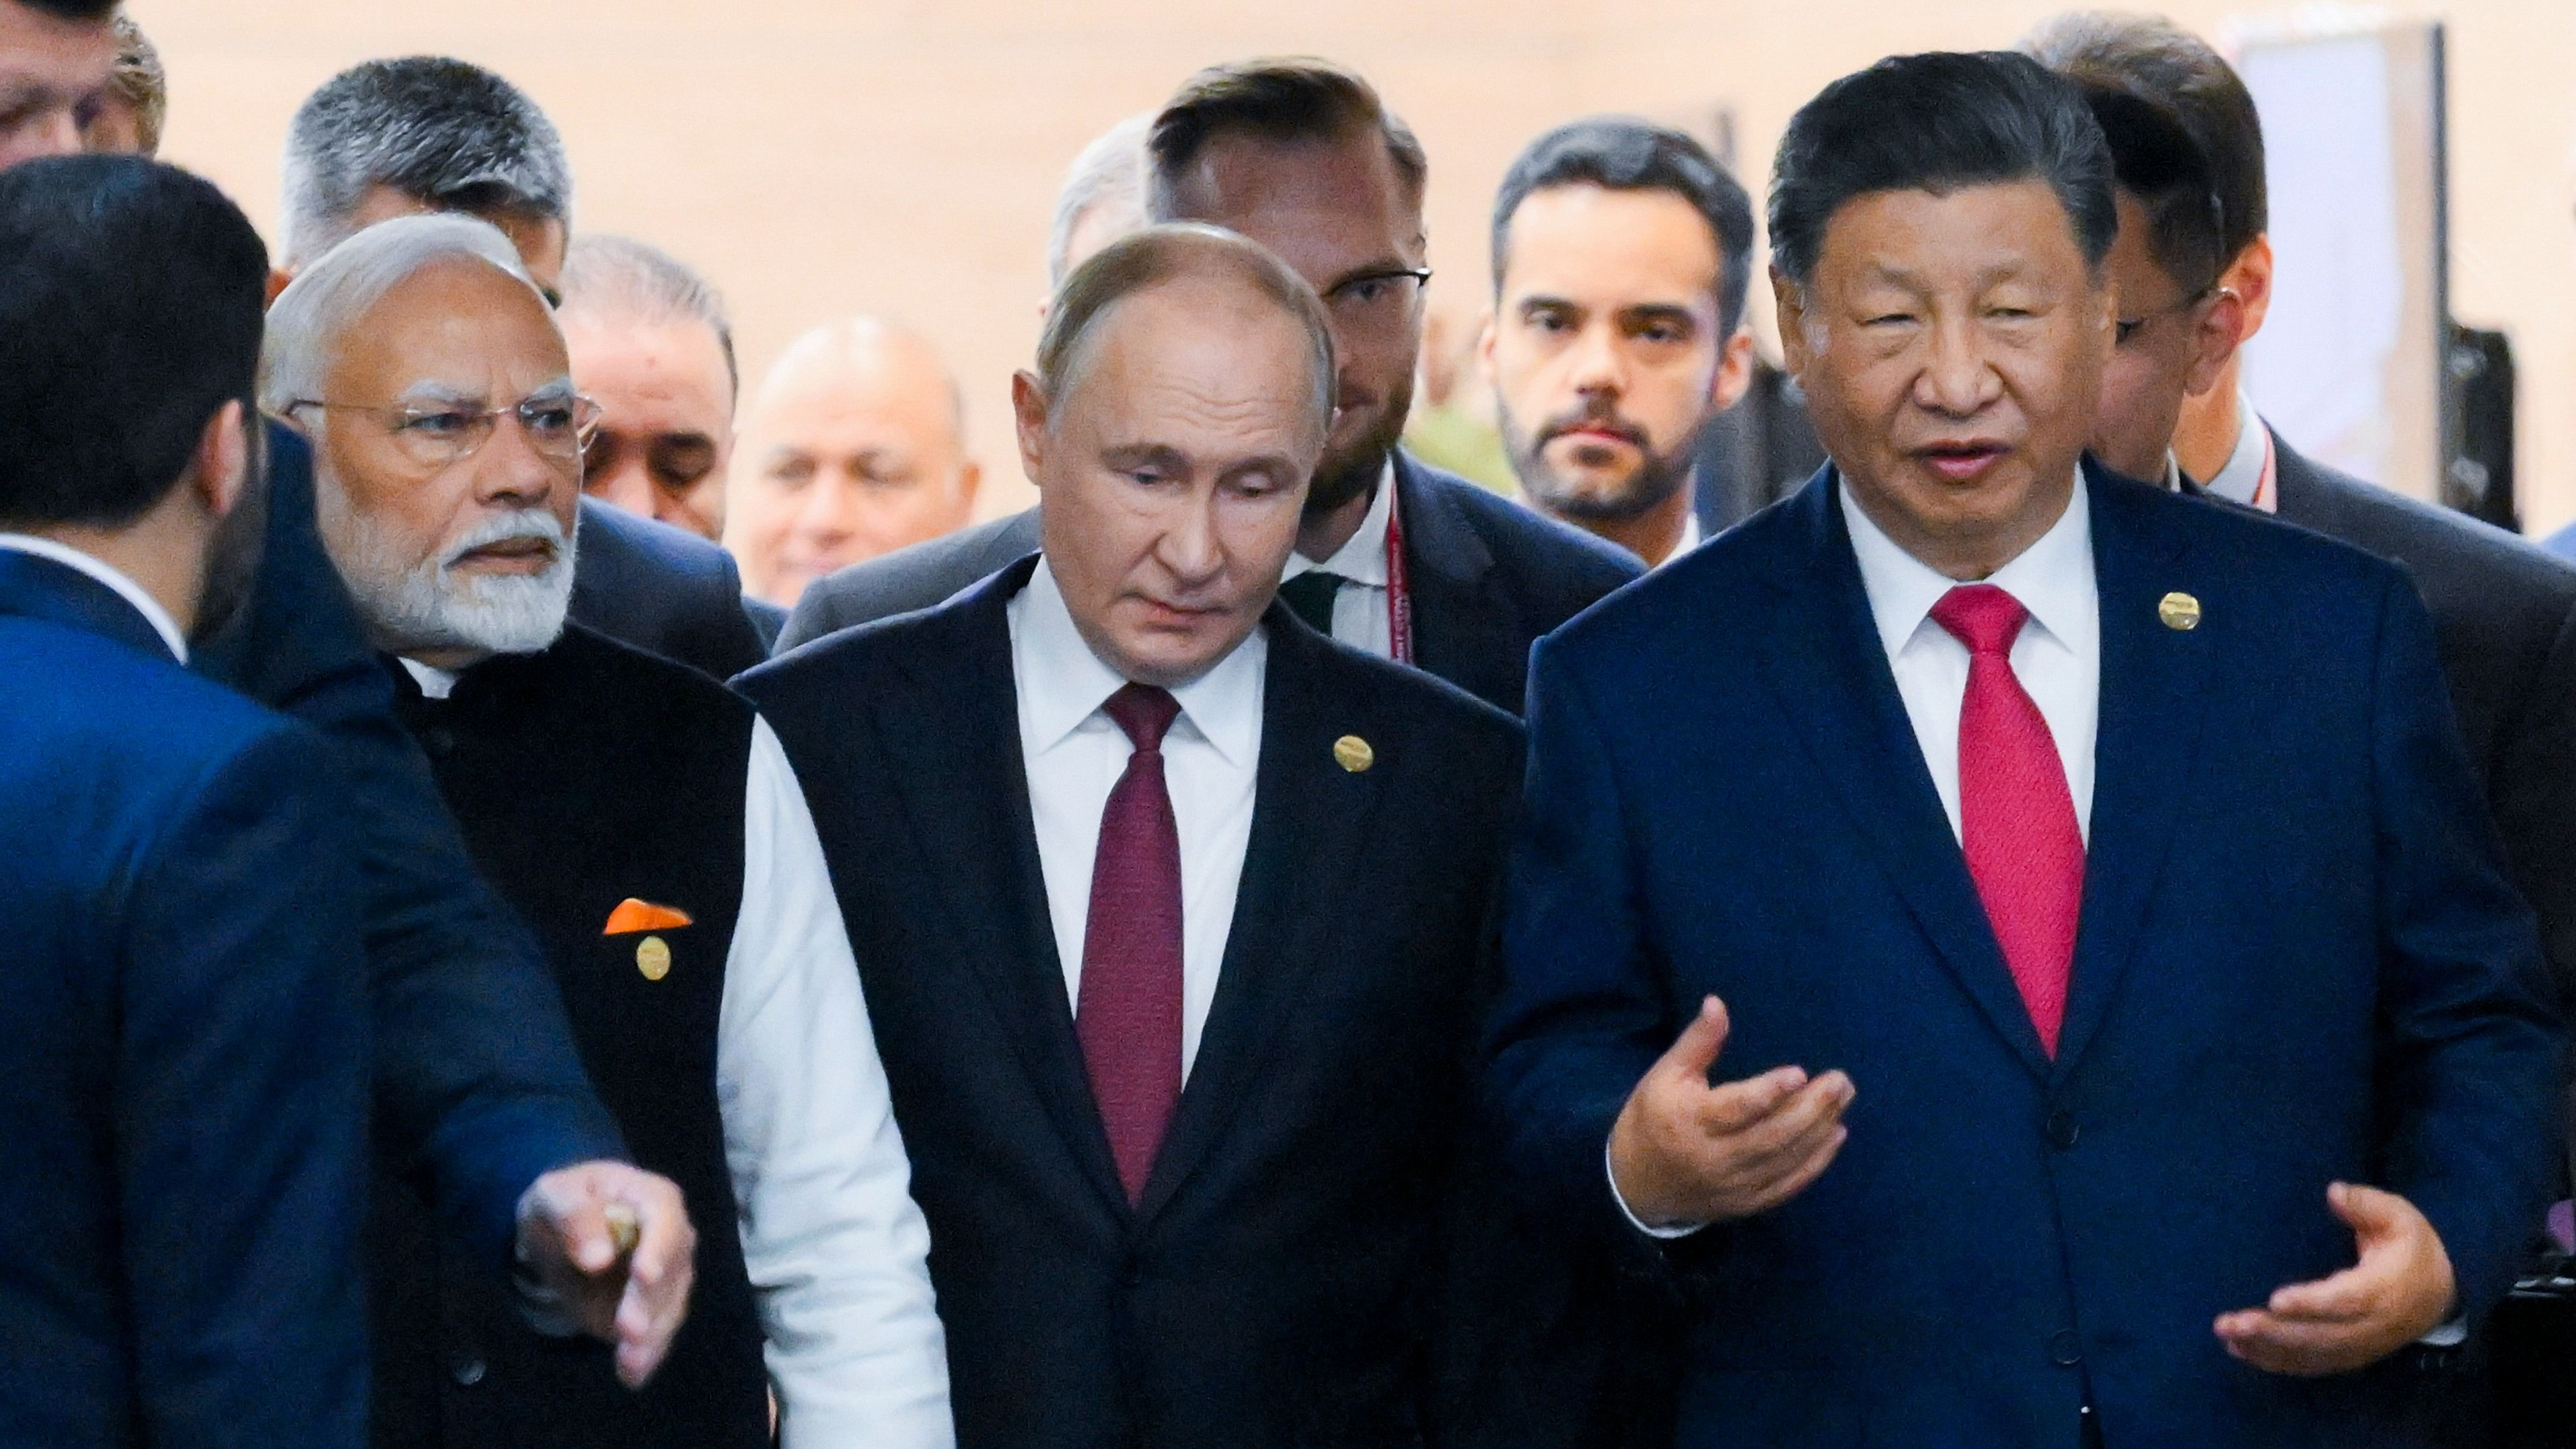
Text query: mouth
1913 440 2012 483
451 536 558 574
1132 597 1230 630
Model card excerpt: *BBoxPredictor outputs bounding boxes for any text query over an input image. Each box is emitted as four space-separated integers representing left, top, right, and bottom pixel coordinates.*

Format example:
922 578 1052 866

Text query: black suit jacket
740 560 1529 1448
572 497 769 681
192 422 622 1259
773 451 1644 713
2269 434 2576 1086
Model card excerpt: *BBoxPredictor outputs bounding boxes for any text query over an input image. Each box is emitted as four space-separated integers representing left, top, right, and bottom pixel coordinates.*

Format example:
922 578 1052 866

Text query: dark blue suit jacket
193 422 621 1257
0 550 371 1446
1489 466 2563 1446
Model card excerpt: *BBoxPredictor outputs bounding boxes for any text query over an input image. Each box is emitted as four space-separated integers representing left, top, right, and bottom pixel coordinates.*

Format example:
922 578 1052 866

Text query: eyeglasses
1321 266 1432 331
283 393 602 468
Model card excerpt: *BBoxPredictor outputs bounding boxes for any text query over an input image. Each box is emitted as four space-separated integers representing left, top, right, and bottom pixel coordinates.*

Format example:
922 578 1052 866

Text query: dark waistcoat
371 622 766 1449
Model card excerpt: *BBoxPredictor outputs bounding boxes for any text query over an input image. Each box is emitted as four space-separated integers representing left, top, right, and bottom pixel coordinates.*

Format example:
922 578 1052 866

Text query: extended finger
1695 1067 1808 1135
1655 996 1732 1086
1732 1125 1850 1218
1712 1071 1853 1163
2266 1264 2381 1323
540 1185 618 1277
2214 1310 2382 1376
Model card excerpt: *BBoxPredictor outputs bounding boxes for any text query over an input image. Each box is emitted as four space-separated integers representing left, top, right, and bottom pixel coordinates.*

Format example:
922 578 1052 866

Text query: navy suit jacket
571 497 770 680
772 451 1644 714
193 422 622 1257
0 550 371 1447
1489 466 2563 1446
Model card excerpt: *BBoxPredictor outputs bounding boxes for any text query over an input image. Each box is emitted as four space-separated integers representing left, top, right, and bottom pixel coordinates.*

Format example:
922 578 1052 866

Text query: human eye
521 400 579 437
2114 319 2143 345
399 407 482 439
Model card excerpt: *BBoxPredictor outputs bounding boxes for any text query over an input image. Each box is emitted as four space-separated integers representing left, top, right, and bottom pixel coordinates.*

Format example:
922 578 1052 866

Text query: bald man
726 320 981 611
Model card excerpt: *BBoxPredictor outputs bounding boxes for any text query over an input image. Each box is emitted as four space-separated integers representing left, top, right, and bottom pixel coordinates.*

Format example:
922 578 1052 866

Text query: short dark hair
0 156 268 528
1035 222 1335 430
2080 84 2225 297
1146 57 1426 221
1491 117 1757 336
281 57 571 267
17 0 118 20
2022 12 2266 261
1769 50 2117 288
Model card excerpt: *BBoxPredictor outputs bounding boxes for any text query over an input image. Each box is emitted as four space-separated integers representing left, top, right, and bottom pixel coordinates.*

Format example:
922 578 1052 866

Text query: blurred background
134 0 2576 529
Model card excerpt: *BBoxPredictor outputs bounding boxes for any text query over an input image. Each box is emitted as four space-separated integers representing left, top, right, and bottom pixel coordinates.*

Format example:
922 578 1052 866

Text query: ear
1474 312 1499 387
2222 235 2273 343
1010 371 1051 488
1771 267 1819 381
1710 327 1757 412
2185 288 2248 398
191 400 250 521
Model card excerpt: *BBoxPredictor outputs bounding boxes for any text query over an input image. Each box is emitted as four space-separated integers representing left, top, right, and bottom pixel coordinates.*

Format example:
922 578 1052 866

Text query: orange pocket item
603 899 694 935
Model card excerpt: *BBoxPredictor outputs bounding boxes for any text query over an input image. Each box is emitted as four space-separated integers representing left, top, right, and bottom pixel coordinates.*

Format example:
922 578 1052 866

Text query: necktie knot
1930 584 2030 658
1103 682 1181 753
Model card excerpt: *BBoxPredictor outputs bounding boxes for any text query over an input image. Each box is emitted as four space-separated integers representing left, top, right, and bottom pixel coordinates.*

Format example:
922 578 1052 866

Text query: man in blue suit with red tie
0 155 371 1446
1489 52 2563 1447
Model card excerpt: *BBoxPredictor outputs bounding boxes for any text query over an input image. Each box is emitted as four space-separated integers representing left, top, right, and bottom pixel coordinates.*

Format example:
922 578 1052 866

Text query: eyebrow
1099 443 1191 474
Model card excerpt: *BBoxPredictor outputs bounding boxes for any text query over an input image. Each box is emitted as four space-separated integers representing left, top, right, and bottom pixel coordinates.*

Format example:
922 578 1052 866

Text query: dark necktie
1929 585 2084 1055
1077 682 1185 1202
1277 570 1343 637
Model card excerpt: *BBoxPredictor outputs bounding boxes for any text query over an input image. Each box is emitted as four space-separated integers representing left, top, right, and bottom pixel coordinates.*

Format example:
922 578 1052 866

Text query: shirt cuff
1607 1140 1708 1239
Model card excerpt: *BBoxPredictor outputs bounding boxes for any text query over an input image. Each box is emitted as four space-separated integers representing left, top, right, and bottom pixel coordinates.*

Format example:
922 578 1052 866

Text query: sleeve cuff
1607 1140 1708 1240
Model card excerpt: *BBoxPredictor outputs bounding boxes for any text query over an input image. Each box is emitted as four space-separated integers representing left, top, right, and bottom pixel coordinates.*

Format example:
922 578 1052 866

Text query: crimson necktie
1929 585 2084 1056
1077 683 1185 1202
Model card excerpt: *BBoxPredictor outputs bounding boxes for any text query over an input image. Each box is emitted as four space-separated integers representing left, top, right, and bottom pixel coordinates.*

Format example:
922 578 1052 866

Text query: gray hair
1047 114 1150 288
260 213 541 418
281 57 571 270
1035 223 1334 431
559 233 737 397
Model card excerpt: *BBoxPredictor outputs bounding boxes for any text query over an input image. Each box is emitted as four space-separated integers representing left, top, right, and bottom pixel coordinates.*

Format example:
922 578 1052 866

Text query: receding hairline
749 317 970 445
1034 226 1334 425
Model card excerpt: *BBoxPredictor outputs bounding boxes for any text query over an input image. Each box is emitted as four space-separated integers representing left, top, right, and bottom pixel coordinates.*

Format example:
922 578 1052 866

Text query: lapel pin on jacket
603 898 692 981
2158 592 2202 632
1333 735 1374 774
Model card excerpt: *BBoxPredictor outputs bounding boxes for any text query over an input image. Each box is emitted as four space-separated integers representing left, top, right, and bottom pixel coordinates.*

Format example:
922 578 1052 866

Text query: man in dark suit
0 155 371 1447
745 225 1525 1446
1490 54 2561 1447
2028 13 2576 1161
778 59 1639 716
277 55 768 681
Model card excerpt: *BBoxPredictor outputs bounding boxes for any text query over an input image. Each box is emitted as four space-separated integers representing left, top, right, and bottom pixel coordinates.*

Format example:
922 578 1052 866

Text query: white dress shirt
2199 389 2276 512
1280 459 1397 658
1613 474 2103 1238
1008 559 1264 1077
1656 512 1705 569
1839 476 2100 842
403 657 955 1448
0 533 190 661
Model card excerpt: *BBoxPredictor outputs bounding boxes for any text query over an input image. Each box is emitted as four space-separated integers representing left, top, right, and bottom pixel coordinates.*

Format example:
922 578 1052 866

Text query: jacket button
2048 1329 2083 1367
420 725 457 758
2045 1110 2080 1150
449 1354 486 1387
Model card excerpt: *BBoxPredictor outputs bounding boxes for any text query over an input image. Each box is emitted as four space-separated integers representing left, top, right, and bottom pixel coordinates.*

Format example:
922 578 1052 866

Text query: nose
1915 314 2003 418
1155 490 1224 590
584 454 654 518
1566 320 1627 400
790 466 862 548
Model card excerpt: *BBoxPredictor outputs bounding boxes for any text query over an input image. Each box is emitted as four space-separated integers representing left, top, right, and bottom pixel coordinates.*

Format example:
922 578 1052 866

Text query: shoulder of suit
795 511 1039 625
579 498 735 591
1411 458 1646 593
9 622 330 809
2274 446 2576 610
739 577 981 709
548 620 756 725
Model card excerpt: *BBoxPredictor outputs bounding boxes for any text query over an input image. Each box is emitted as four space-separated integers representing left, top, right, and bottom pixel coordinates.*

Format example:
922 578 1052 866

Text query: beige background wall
136 0 2576 531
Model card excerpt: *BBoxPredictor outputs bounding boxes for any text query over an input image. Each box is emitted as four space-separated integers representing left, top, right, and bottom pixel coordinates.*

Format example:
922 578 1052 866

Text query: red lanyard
1383 480 1413 664
2250 426 2279 513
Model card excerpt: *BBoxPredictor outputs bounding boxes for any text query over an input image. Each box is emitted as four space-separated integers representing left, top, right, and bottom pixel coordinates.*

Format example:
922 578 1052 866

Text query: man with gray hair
739 223 1530 1446
560 234 737 543
1045 112 1149 292
267 213 954 1449
278 54 770 681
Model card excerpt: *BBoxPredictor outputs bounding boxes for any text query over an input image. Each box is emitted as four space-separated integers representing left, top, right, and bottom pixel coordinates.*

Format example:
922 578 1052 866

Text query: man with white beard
262 214 956 1449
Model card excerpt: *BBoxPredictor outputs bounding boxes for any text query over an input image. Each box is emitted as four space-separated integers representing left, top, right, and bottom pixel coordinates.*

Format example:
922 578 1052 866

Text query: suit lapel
869 560 1129 1212
1136 611 1389 1220
0 549 176 662
2052 466 2215 1075
1747 471 2055 1078
1394 453 1523 710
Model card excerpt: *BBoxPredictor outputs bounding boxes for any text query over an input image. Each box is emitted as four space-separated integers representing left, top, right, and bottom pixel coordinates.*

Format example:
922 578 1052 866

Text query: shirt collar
1011 556 1266 768
1655 511 1704 568
0 533 190 662
1838 469 2096 663
1282 457 1395 587
2201 388 2271 509
400 657 460 700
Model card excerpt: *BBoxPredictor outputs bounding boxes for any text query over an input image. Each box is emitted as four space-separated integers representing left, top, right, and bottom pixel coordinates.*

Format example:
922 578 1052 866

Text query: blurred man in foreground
0 153 371 1448
727 317 981 611
1481 117 1756 566
268 213 955 1448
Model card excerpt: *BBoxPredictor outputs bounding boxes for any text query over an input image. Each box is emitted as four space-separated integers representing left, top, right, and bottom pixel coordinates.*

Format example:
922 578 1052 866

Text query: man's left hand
516 1162 696 1388
2215 1181 2456 1376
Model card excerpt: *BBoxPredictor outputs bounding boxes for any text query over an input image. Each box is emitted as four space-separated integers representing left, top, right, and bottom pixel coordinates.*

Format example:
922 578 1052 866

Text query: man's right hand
1607 995 1854 1231
515 1162 696 1388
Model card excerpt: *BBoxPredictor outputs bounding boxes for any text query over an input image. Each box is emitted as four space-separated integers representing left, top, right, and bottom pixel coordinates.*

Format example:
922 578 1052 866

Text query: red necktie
1929 585 2084 1056
1077 683 1185 1202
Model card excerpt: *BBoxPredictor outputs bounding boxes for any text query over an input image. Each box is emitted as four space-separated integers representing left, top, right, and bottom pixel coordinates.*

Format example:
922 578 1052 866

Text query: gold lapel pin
636 935 673 981
2158 591 2202 632
1333 735 1374 774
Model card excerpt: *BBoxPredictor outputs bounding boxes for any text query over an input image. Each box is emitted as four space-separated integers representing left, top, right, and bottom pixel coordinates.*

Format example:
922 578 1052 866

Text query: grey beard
320 484 575 659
